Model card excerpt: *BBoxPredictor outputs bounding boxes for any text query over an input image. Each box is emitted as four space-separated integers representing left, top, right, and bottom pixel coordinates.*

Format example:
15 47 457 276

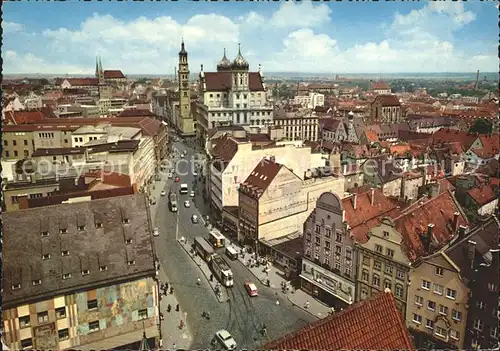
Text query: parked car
244 281 259 297
153 228 159 237
189 191 195 197
160 191 166 196
175 177 180 182
184 200 191 208
215 330 237 350
193 171 198 176
168 173 173 179
191 214 198 224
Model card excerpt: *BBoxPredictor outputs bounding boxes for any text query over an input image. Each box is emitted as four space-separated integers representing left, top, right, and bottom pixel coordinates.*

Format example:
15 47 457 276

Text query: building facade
273 109 320 142
370 95 403 123
197 46 273 143
300 192 356 310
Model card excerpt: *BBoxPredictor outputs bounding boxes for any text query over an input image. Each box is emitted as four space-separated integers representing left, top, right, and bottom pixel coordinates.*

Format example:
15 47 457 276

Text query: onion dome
217 48 231 72
231 43 249 70
179 40 187 56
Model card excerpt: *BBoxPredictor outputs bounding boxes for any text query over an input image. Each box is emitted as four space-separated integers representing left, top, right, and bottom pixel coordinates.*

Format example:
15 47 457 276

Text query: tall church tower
96 56 104 84
177 40 195 135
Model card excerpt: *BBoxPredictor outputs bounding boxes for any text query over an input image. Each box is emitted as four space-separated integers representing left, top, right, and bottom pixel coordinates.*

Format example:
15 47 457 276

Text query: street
153 139 317 349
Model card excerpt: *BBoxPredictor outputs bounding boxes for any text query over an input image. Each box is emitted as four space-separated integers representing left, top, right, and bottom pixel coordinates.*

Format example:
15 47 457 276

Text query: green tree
469 119 493 134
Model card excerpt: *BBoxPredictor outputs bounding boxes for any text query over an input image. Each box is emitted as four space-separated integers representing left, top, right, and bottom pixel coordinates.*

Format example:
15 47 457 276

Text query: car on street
153 227 159 237
160 191 166 196
168 173 173 179
175 177 180 182
191 214 198 224
244 281 259 297
193 170 198 176
184 200 191 208
189 190 195 197
149 198 156 205
215 330 237 350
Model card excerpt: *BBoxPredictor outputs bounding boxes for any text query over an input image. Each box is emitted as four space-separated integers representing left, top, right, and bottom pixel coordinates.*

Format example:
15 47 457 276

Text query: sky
2 1 498 75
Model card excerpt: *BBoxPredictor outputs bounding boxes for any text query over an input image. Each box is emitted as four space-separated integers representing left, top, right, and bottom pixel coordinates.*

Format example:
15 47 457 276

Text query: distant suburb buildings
2 194 159 350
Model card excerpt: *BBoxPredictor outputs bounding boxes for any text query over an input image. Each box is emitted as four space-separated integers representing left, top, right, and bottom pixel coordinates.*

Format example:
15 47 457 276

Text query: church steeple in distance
95 57 99 78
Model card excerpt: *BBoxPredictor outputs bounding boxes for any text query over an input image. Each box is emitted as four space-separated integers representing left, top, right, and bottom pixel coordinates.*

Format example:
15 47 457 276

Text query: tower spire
95 56 99 77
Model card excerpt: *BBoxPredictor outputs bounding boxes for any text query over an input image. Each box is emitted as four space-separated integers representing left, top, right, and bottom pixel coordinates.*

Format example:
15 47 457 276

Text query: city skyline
3 1 498 75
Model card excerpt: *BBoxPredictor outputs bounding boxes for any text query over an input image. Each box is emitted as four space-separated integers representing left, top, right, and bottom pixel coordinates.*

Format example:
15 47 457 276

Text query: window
20 338 33 349
87 299 98 310
335 232 342 243
125 238 133 244
491 326 498 339
412 313 422 324
439 305 448 315
435 326 446 338
5 151 10 157
362 270 369 281
334 261 341 271
13 140 17 146
56 307 66 319
477 301 485 310
473 319 483 331
425 319 434 330
325 228 331 238
315 224 321 234
421 280 431 290
445 288 457 299
32 279 41 286
386 248 394 258
487 283 497 291
138 308 148 320
61 250 69 256
78 225 85 231
89 320 100 332
375 244 383 253
384 279 391 289
335 246 342 255
128 260 136 266
60 228 67 234
373 261 381 271
395 284 404 298
14 150 18 157
41 230 49 237
384 264 393 275
450 329 459 340
372 274 380 287
433 283 443 295
99 265 108 271
346 249 352 260
42 254 51 260
414 295 423 306
37 311 49 324
58 328 69 340
12 283 21 290
122 218 130 224
427 300 436 311
19 315 31 328
62 273 72 280
82 269 90 276
3 140 7 146
383 231 389 238
396 270 405 280
344 266 352 276
452 309 462 321
96 222 103 229
362 256 370 266
24 150 29 157
435 267 444 276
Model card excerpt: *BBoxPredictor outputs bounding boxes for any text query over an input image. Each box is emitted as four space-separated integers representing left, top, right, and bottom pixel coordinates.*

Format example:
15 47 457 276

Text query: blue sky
3 1 498 74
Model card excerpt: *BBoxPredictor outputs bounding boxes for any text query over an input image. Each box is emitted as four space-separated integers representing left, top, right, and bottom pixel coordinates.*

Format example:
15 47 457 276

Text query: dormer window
41 231 49 237
62 273 72 280
122 218 130 224
12 283 21 290
95 222 103 229
61 250 69 256
99 265 108 271
127 260 136 266
125 239 133 244
42 254 51 260
81 270 90 276
78 225 85 231
60 228 67 234
32 279 41 286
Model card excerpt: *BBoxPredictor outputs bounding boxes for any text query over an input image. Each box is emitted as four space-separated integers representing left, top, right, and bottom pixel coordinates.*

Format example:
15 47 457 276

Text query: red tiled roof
342 188 401 243
372 94 401 107
4 111 45 124
365 130 379 143
264 290 414 351
118 109 154 118
64 78 99 87
240 158 283 199
467 185 497 207
432 128 478 150
203 72 264 92
394 191 467 262
371 82 391 90
390 144 411 156
104 70 126 79
211 134 240 163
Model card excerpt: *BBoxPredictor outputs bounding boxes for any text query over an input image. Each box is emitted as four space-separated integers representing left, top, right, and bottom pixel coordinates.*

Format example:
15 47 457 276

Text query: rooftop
2 193 155 308
239 158 284 199
202 72 264 92
263 289 414 351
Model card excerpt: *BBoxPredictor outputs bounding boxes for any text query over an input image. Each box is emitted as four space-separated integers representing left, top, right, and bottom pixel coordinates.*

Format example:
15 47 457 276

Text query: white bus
180 183 188 194
210 254 234 287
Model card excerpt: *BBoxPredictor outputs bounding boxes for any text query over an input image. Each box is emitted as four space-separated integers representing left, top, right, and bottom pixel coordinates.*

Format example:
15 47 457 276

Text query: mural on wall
77 278 155 335
34 322 57 349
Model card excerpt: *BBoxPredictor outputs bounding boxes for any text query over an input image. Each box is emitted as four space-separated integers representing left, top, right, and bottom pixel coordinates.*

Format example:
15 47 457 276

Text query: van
225 246 238 261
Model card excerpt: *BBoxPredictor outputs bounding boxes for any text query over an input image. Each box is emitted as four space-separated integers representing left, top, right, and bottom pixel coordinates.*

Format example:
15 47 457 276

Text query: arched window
372 274 380 287
384 279 392 290
395 284 404 298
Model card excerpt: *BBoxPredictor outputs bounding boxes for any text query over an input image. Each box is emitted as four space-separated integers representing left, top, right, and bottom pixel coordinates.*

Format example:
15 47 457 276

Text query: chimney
370 188 375 206
424 224 434 252
452 212 460 234
467 240 476 268
352 194 357 210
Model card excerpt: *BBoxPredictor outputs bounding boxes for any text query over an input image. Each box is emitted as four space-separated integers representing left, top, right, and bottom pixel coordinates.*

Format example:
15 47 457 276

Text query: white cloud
2 2 496 74
3 21 24 33
270 1 332 28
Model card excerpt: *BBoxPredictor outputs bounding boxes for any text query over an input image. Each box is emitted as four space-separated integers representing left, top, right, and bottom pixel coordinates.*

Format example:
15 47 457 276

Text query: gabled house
370 95 403 123
362 155 404 198
320 118 347 143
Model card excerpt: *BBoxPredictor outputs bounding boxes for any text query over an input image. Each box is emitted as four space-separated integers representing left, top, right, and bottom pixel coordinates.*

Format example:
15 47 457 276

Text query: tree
469 119 493 134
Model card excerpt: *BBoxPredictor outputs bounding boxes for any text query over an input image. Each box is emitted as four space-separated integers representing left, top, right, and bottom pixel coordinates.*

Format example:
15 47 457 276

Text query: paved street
152 139 318 349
